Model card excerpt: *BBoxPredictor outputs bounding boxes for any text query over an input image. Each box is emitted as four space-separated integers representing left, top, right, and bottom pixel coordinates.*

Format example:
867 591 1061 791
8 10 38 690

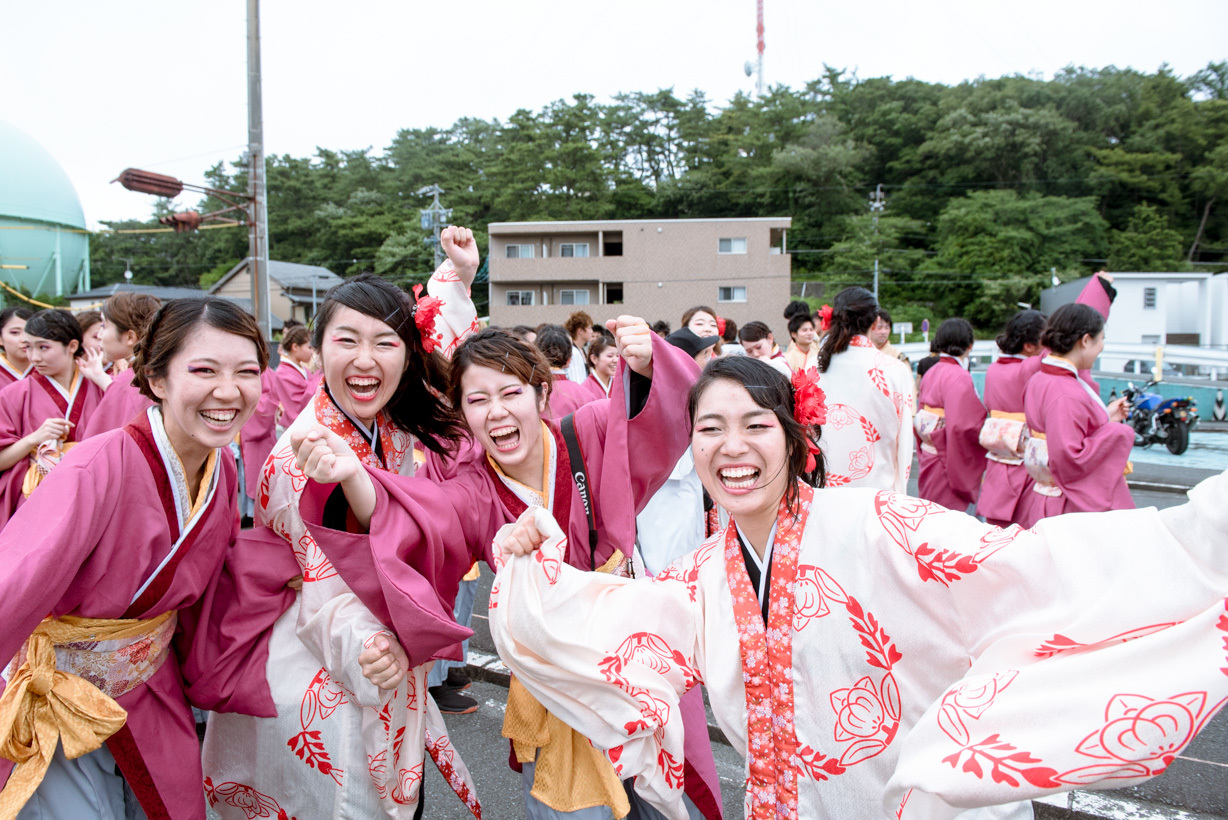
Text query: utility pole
869 183 886 300
247 0 272 342
418 185 452 271
755 0 765 97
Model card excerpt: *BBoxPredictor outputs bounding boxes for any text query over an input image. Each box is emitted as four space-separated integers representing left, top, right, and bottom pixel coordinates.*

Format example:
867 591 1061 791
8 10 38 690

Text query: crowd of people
0 232 1225 820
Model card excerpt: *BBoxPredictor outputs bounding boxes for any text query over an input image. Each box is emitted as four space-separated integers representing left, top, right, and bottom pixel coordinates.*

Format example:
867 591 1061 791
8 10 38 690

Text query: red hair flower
715 316 727 337
791 367 827 428
818 304 833 332
412 284 445 354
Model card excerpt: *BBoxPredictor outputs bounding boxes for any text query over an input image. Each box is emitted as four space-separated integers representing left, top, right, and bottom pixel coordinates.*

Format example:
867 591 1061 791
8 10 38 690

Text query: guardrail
896 341 1228 376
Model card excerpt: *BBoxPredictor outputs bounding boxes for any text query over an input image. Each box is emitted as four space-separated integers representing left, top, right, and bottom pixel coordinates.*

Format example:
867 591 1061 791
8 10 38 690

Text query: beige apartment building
487 217 792 340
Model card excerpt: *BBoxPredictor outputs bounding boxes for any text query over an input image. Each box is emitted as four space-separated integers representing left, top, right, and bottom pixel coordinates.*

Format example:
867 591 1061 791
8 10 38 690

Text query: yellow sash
990 410 1026 422
21 441 78 498
0 612 176 819
1030 431 1132 475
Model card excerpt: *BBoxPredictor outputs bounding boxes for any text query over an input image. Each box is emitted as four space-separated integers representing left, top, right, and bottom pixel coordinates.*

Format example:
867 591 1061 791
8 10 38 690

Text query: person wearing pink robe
238 369 279 504
80 366 154 438
296 331 726 819
976 274 1116 526
915 319 985 513
548 373 599 421
271 358 321 425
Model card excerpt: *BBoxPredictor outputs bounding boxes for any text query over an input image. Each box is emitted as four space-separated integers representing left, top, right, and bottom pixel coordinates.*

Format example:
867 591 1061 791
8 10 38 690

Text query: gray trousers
17 743 148 820
520 761 705 820
428 575 478 687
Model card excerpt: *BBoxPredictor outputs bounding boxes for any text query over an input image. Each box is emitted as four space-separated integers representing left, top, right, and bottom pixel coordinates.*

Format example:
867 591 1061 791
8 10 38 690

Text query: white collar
147 406 221 532
1042 356 1107 418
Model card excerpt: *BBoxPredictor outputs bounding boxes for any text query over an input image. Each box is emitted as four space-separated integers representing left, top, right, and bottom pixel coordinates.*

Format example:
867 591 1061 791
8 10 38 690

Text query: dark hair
651 320 671 337
1040 303 1105 355
875 306 893 326
281 325 311 350
680 306 717 329
282 318 304 329
510 325 536 341
687 356 826 513
134 298 269 401
448 328 552 413
586 335 615 368
536 327 574 370
103 292 162 336
817 287 878 373
24 309 85 358
996 309 1046 355
564 311 593 337
788 313 814 337
310 273 462 456
783 300 811 321
721 317 739 343
738 320 773 344
933 318 975 356
0 306 31 355
76 310 103 334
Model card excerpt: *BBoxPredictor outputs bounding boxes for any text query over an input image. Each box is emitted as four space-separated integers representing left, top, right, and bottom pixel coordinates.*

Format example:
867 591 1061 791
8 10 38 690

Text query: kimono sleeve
1044 395 1133 502
890 358 916 493
945 371 988 503
427 258 481 358
299 465 500 668
490 507 705 820
870 473 1228 809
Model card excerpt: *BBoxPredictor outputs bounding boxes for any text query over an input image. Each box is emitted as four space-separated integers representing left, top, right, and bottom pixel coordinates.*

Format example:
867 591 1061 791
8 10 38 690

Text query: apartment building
487 217 792 339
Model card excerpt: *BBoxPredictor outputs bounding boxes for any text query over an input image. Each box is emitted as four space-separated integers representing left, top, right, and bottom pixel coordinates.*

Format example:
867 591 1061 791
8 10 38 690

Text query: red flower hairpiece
411 284 445 354
716 316 727 337
818 304 833 332
791 367 827 473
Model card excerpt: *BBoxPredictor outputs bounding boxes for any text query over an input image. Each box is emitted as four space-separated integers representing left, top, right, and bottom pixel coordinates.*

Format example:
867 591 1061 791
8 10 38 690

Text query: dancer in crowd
271 323 319 426
782 301 816 371
869 306 910 366
816 287 914 492
75 310 105 358
537 325 599 420
202 227 484 820
717 316 744 356
975 274 1114 526
915 318 986 513
0 297 297 819
290 322 722 818
738 321 791 376
0 310 103 527
681 305 722 356
565 310 595 383
1015 302 1134 528
584 335 618 398
490 354 1228 820
79 292 163 436
0 306 32 387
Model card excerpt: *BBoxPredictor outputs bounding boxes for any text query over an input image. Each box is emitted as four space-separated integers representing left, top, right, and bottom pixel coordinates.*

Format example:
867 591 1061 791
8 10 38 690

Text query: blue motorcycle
1122 379 1199 455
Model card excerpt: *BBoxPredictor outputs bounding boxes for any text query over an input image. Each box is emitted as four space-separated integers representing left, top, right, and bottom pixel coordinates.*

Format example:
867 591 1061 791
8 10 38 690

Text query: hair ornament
411 284 445 354
791 367 827 472
715 316 727 336
818 304 833 332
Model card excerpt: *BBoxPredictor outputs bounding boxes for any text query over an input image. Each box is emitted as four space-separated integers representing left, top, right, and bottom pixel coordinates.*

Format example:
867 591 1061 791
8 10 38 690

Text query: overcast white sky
4 0 1225 229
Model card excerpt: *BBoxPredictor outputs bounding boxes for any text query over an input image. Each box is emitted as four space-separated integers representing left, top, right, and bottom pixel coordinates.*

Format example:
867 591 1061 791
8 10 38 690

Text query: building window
559 243 589 258
718 286 747 302
604 283 624 304
505 244 535 259
718 237 747 254
560 289 589 306
1143 287 1157 309
506 290 534 306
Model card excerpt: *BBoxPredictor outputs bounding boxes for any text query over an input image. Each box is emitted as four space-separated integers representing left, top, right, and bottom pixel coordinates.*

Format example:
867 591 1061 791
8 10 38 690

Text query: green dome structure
0 120 90 303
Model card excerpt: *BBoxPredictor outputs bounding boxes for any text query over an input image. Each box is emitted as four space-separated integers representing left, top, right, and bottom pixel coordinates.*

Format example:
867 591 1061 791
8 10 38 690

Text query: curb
1127 480 1194 495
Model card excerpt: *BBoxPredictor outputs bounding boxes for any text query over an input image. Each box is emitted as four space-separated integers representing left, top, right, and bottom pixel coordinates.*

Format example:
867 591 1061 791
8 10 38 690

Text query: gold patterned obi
980 411 1028 465
22 440 78 498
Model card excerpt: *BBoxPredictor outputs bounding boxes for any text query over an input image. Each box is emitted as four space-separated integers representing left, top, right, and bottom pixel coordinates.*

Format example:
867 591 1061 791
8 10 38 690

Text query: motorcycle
1122 379 1199 455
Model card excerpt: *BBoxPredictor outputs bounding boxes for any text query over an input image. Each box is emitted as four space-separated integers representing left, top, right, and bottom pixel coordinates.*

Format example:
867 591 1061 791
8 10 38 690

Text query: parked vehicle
1123 380 1199 455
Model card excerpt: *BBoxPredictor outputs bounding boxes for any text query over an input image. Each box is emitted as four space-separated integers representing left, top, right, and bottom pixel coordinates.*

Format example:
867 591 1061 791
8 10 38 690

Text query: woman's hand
79 349 113 390
608 315 654 379
111 357 131 374
291 426 361 484
499 508 547 557
1108 396 1129 424
31 417 73 447
441 225 480 283
358 633 408 691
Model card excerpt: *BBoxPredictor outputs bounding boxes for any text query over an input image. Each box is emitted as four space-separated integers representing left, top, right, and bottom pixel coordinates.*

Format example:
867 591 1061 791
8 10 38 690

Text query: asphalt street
424 444 1227 819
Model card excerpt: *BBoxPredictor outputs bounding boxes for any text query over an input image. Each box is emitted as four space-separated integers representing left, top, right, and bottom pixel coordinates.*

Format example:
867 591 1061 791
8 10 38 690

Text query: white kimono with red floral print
817 335 915 493
490 471 1228 819
201 261 483 820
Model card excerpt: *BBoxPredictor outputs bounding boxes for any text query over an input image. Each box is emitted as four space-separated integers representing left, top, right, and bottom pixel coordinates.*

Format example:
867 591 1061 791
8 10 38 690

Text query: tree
1108 204 1186 271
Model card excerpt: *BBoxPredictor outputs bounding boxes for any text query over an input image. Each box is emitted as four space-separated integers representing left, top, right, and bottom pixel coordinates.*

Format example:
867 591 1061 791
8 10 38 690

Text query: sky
3 0 1225 229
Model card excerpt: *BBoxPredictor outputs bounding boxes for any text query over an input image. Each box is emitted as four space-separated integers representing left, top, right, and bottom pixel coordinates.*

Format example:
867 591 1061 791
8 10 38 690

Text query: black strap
561 413 599 570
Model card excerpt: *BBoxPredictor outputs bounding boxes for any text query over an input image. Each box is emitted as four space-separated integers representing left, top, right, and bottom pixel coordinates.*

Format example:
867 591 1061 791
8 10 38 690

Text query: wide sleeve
1044 395 1134 495
427 258 481 359
299 465 502 668
0 383 27 448
890 359 916 494
1076 274 1115 319
946 372 988 504
869 475 1228 809
490 506 705 820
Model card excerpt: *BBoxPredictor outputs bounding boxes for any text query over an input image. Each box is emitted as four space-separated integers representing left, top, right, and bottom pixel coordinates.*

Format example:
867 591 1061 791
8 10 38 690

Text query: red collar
1039 362 1077 379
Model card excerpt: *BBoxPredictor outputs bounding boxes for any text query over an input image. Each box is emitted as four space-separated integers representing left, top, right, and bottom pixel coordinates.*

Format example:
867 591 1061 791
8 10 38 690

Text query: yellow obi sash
914 404 946 455
503 551 630 818
0 611 177 818
21 440 78 498
979 411 1028 465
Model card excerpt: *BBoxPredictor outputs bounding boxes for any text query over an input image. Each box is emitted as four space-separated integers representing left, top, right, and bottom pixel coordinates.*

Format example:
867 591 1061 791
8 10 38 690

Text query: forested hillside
91 62 1228 329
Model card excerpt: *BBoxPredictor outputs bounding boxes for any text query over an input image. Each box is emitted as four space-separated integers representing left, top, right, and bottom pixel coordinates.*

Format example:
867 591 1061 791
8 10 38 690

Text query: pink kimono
584 373 612 400
548 373 599 421
916 357 986 512
271 359 320 425
239 370 279 501
299 337 725 817
976 276 1115 526
0 369 102 528
0 409 295 820
80 367 154 439
0 354 29 388
1015 360 1135 528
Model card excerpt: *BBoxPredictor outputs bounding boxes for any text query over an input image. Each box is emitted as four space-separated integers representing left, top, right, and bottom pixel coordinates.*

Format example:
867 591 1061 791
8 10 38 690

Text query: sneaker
446 668 472 691
429 685 478 714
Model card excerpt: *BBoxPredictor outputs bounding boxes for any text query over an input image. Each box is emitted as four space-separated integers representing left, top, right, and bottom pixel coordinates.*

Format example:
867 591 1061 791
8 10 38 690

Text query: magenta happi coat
976 277 1115 526
81 367 155 439
548 373 599 421
491 473 1228 819
0 369 102 528
0 408 293 820
272 359 321 424
298 336 726 816
1015 359 1134 528
817 336 915 492
916 357 986 512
